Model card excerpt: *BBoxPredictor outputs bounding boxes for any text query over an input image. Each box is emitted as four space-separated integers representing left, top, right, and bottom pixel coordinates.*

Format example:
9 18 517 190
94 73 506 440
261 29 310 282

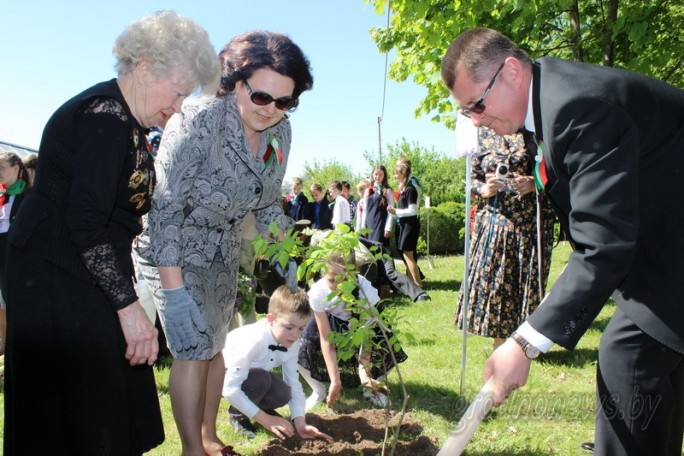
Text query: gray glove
161 287 208 352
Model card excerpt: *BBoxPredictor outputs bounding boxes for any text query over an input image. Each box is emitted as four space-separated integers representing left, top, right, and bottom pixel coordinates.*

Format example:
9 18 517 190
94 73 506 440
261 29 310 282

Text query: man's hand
293 417 333 440
482 338 532 405
117 301 159 366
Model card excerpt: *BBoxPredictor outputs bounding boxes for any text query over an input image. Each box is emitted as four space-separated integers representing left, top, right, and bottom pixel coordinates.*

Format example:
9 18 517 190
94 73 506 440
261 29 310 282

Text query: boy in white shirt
222 286 332 441
327 180 351 227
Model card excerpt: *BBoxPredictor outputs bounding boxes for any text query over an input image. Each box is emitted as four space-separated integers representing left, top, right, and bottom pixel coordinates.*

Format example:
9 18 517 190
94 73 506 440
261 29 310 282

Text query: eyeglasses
460 62 505 118
243 80 297 111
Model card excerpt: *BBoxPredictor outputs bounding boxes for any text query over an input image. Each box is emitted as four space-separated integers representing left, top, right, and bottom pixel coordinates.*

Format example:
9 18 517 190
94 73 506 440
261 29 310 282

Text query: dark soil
257 408 439 455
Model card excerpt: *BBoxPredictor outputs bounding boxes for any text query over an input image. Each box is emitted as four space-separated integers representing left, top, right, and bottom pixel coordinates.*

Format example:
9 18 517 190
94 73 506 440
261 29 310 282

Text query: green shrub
417 203 466 255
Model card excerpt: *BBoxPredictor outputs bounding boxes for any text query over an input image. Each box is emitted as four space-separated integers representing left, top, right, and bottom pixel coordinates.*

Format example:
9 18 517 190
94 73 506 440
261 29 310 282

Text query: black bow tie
268 344 287 352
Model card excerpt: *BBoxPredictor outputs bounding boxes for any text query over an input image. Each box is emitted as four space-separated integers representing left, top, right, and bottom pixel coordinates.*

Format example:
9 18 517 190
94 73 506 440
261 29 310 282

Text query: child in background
298 251 407 410
286 176 308 222
222 286 332 441
327 180 351 227
341 181 356 224
354 178 370 233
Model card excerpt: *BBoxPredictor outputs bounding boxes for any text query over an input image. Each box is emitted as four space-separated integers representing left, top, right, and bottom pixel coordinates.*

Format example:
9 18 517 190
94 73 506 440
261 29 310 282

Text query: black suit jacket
304 198 333 231
527 58 684 353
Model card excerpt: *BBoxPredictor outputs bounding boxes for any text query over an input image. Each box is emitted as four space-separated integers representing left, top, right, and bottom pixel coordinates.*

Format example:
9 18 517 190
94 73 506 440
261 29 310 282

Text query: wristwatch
510 332 541 359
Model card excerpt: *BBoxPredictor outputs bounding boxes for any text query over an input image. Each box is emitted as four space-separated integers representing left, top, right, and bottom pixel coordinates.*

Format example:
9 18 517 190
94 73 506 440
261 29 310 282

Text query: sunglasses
243 80 297 111
460 62 505 118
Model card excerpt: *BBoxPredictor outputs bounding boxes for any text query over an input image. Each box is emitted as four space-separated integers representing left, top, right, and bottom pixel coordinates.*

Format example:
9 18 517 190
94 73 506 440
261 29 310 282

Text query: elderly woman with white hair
3 10 219 455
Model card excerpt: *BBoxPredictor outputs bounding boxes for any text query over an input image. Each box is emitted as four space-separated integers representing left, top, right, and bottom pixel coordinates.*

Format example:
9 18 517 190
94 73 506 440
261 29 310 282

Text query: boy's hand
293 417 333 440
254 411 294 440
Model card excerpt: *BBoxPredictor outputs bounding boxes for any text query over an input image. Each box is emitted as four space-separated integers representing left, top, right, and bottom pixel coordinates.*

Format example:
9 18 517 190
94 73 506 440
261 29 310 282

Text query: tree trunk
568 0 584 62
602 0 619 67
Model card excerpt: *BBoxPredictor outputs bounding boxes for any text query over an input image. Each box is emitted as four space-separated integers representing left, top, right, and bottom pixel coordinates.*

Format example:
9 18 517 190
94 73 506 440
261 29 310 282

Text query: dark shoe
229 413 257 439
415 294 431 302
263 408 282 418
581 442 594 453
220 445 243 456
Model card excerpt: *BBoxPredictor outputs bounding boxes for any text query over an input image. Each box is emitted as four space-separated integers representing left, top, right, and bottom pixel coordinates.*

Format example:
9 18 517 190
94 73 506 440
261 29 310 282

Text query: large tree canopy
368 0 684 128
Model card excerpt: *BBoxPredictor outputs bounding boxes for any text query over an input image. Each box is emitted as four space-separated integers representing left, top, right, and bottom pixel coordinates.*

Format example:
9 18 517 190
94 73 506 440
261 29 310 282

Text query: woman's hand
511 175 535 195
161 287 207 351
479 175 507 198
387 205 396 215
117 301 159 366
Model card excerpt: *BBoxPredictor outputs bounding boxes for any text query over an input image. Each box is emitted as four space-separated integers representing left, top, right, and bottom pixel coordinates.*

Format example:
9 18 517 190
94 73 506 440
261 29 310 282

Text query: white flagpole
454 114 479 396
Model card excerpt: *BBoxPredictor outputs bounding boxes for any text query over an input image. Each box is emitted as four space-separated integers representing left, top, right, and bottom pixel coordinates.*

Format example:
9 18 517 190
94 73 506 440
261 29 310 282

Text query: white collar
524 78 536 135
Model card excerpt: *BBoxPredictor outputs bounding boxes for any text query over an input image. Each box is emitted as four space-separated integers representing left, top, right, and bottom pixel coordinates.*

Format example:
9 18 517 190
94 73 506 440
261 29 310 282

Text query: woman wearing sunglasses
135 30 313 456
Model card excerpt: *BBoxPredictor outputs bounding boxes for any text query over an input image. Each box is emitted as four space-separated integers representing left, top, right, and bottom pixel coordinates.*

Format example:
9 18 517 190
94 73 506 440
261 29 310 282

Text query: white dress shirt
222 319 306 419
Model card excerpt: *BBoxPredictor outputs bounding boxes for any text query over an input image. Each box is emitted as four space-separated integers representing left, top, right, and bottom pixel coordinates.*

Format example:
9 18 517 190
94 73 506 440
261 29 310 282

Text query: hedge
416 202 467 255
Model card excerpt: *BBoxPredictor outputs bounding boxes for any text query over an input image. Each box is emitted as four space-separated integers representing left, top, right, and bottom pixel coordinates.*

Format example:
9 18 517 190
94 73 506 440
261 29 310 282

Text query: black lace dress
3 80 164 455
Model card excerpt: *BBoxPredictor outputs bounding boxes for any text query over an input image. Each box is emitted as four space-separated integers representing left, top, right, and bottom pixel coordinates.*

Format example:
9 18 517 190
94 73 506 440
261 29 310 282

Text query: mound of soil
258 408 439 455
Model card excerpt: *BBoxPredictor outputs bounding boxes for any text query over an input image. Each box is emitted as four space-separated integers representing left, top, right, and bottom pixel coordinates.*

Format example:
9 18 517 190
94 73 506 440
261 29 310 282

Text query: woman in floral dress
456 127 556 349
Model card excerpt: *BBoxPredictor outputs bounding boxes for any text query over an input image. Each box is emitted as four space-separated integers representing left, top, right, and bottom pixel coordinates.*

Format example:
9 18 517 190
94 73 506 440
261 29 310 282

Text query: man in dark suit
442 28 684 455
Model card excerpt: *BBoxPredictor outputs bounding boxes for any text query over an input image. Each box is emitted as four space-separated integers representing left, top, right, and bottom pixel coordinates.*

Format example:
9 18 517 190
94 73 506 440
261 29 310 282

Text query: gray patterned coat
135 94 293 359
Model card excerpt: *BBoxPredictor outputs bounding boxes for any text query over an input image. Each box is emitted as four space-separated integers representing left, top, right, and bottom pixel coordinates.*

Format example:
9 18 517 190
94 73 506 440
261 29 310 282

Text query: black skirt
396 215 420 252
298 312 408 388
4 238 164 455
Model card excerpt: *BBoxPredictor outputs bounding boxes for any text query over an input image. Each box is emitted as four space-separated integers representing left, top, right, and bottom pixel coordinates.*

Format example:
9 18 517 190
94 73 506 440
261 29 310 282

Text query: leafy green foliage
254 223 405 373
252 222 300 271
255 223 412 452
300 158 361 193
366 0 684 129
419 204 466 255
363 138 468 205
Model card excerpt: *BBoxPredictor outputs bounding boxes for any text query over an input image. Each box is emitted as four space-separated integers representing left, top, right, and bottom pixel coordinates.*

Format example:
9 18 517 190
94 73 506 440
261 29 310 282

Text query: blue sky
0 0 456 181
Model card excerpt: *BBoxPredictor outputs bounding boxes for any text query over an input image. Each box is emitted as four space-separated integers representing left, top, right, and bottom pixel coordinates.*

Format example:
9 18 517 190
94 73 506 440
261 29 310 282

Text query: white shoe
363 389 389 408
305 392 324 411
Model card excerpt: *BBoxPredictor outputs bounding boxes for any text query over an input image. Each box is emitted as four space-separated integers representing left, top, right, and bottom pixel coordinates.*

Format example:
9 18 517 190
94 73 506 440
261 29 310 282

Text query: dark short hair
217 30 314 101
441 27 531 90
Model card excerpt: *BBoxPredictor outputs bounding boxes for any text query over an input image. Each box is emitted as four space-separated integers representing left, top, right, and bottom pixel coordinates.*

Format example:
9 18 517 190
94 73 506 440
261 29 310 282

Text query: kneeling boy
222 286 332 441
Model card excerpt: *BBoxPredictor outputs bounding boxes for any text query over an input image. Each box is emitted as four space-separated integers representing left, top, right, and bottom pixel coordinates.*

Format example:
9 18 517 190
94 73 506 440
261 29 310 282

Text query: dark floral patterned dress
456 127 556 339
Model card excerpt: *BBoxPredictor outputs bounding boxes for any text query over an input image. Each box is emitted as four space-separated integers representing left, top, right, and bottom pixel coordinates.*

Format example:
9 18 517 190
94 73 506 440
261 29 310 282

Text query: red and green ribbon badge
533 140 549 190
263 133 284 168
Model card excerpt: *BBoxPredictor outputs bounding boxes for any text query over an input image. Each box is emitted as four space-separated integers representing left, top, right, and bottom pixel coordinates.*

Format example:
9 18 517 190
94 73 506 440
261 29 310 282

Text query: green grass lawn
1 242 619 454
